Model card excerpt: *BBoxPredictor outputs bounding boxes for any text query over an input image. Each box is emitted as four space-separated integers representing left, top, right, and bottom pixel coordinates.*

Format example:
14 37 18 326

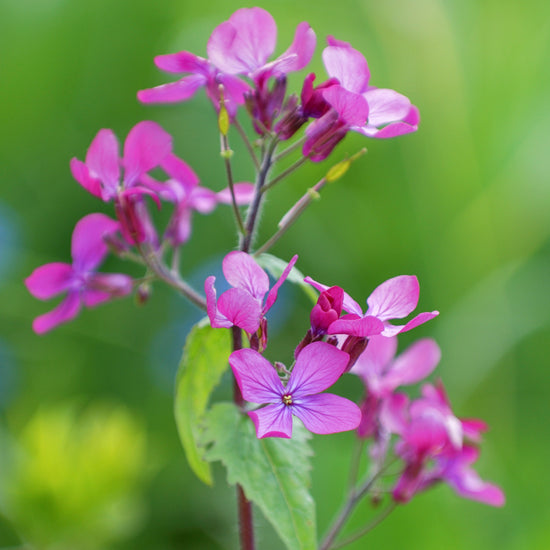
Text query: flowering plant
25 7 503 549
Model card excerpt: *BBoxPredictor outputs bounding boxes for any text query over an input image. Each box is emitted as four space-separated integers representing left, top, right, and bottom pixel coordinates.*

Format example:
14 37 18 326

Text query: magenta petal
71 213 119 273
161 153 200 188
383 310 439 337
137 74 207 104
323 86 369 126
351 335 398 381
357 120 418 139
287 341 349 396
328 315 384 338
154 51 210 74
122 121 173 186
217 288 263 333
363 88 411 127
272 21 316 74
216 74 251 115
222 251 269 301
248 404 293 439
322 39 370 94
25 263 74 299
32 291 82 334
304 276 363 316
263 254 298 313
366 275 419 321
381 338 441 392
84 129 121 192
208 8 277 74
188 187 218 214
70 158 104 199
229 348 283 403
292 393 361 434
379 392 410 435
204 276 232 329
217 183 255 205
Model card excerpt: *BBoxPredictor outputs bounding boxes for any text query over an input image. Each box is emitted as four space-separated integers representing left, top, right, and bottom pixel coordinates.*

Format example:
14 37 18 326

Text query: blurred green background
1 0 549 548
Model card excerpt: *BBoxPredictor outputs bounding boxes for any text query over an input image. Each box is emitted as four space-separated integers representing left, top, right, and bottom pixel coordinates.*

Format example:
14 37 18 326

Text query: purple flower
205 251 297 335
322 36 419 139
305 274 438 338
230 342 361 438
25 214 133 334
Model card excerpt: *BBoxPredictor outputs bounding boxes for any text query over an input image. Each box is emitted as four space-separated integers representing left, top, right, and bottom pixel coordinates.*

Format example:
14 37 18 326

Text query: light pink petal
25 263 74 299
461 418 488 443
286 341 349 396
70 158 104 199
32 291 82 334
363 88 411 127
83 273 133 306
263 254 298 313
351 335 398 381
270 21 316 74
381 338 441 392
382 311 439 337
248 403 292 439
208 8 277 74
216 183 255 205
322 86 369 126
327 314 384 338
165 203 192 245
292 393 361 434
189 187 218 213
366 275 419 321
229 348 283 403
304 276 363 316
161 153 200 189
379 392 410 435
222 251 269 301
205 276 233 329
217 288 263 333
84 129 120 192
137 74 207 104
356 121 419 139
154 51 210 74
70 213 119 273
322 39 370 93
122 121 173 187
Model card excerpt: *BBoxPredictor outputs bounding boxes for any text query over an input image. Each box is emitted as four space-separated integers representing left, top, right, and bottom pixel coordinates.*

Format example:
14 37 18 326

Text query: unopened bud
136 283 151 305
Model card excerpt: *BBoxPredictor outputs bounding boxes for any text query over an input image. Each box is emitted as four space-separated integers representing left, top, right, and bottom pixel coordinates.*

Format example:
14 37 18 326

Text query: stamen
282 394 293 406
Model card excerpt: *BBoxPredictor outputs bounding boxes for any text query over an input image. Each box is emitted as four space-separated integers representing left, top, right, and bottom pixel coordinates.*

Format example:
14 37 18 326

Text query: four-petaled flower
230 341 361 438
25 214 133 334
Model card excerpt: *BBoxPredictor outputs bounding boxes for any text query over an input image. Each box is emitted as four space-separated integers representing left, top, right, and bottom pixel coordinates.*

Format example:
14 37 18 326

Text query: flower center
282 394 293 406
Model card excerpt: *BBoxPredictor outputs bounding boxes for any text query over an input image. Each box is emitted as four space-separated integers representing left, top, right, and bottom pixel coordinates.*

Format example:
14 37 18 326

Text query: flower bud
310 286 344 336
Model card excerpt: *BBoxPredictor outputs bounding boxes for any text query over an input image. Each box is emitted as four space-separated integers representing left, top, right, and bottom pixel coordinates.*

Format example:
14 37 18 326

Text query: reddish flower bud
310 286 344 336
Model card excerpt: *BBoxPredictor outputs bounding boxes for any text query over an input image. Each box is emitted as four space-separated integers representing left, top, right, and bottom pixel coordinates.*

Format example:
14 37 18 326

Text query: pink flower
205 251 297 335
230 342 361 438
70 121 173 244
305 274 438 338
322 36 419 139
207 8 316 84
25 214 133 334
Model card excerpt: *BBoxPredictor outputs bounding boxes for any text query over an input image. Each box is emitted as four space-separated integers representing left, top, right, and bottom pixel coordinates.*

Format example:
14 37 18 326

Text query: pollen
282 394 293 406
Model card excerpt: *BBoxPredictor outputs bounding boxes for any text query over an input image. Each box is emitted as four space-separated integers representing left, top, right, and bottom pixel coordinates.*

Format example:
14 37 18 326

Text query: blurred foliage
0 0 549 548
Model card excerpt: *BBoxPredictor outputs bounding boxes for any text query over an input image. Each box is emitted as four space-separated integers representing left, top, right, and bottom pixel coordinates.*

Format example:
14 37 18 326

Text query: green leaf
202 403 316 550
174 319 231 486
256 253 318 303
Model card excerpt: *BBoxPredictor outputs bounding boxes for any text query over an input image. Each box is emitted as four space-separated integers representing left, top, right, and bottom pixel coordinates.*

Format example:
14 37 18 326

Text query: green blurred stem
273 135 306 162
234 118 260 170
330 503 397 549
220 133 246 235
319 467 385 550
262 154 308 193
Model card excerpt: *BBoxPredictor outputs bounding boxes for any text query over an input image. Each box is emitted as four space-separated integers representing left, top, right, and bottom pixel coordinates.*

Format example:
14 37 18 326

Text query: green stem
221 133 246 235
262 154 308 193
234 118 260 171
272 134 306 162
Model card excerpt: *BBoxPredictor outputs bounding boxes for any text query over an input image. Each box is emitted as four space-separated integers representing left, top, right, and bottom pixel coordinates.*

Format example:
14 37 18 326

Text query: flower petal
263 254 298 314
222 251 269 301
270 21 316 74
83 273 133 307
286 341 349 396
217 288 263 333
322 86 369 126
366 275 419 321
205 276 233 329
137 74 207 104
248 403 293 438
304 276 363 316
382 310 439 337
122 121 173 186
327 314 384 338
292 393 361 434
32 291 81 334
216 183 255 205
84 129 121 193
363 88 411 127
322 37 370 94
161 153 200 189
229 348 283 404
71 213 120 272
351 335 398 381
25 263 74 300
154 51 210 74
70 158 104 199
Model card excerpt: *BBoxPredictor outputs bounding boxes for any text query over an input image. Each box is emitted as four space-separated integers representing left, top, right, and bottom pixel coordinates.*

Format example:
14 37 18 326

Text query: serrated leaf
174 320 231 485
256 253 318 303
202 403 316 550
